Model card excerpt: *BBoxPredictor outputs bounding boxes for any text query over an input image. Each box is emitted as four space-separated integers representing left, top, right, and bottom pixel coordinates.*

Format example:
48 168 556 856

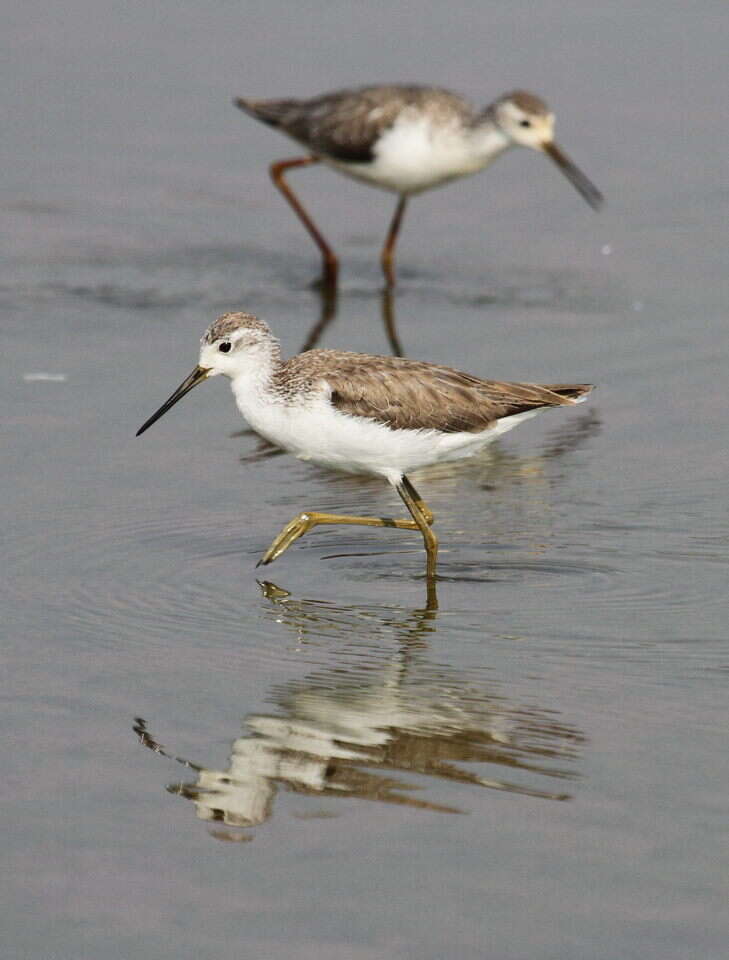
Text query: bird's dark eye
520 119 532 128
218 342 232 353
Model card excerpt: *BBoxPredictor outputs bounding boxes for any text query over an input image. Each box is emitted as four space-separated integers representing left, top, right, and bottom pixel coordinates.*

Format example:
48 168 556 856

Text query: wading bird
137 312 593 606
235 85 603 287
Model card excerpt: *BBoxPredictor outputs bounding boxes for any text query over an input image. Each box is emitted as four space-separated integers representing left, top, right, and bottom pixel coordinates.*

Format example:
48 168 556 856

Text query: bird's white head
199 312 279 379
492 90 555 150
136 312 280 437
489 90 603 210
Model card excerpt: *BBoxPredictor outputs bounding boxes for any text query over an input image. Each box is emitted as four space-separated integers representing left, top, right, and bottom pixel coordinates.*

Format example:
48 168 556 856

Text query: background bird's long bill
543 141 603 210
136 366 209 436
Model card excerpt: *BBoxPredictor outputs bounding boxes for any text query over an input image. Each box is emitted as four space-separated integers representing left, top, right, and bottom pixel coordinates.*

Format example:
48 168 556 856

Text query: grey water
3 1 728 958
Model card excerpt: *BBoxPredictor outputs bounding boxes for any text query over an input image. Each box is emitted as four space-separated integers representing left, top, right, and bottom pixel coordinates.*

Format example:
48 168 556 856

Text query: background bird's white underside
325 114 510 195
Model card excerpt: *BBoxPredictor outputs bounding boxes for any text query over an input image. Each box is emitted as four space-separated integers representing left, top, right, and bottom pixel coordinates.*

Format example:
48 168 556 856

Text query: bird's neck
467 113 512 163
229 341 284 411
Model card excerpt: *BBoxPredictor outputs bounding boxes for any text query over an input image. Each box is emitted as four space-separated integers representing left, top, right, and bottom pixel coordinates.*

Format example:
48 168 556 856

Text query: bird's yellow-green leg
257 476 439 608
400 475 435 526
257 475 438 596
257 510 424 567
396 477 438 582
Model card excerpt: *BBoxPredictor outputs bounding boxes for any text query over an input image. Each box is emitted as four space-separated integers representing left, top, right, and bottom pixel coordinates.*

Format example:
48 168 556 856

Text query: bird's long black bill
543 141 604 211
136 366 209 436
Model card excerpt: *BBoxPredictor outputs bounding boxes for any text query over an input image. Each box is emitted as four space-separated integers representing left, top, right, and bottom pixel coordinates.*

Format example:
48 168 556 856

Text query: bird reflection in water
299 285 403 356
134 590 585 842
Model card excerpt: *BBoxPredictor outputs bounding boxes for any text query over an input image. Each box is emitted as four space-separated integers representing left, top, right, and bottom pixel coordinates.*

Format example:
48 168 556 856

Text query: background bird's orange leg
380 196 408 288
270 156 338 289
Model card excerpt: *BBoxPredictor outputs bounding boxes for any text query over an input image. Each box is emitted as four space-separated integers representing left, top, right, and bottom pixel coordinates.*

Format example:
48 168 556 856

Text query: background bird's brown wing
310 353 592 433
236 86 471 163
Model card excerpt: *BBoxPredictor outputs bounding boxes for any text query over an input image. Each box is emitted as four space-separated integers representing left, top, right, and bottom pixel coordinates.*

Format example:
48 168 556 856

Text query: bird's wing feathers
236 86 472 163
293 353 591 433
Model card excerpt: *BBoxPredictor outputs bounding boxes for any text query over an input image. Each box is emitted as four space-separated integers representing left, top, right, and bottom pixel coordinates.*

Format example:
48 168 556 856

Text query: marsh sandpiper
235 85 603 288
136 312 593 605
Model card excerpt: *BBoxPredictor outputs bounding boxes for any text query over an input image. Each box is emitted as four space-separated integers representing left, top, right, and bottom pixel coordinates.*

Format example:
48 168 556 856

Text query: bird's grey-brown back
235 85 476 162
276 346 592 434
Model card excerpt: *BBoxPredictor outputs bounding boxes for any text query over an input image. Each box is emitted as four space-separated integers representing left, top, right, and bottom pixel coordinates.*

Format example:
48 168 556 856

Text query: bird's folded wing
320 356 591 433
237 86 470 164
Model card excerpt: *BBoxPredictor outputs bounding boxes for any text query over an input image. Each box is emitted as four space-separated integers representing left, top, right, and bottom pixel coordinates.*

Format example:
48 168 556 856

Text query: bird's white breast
327 112 511 195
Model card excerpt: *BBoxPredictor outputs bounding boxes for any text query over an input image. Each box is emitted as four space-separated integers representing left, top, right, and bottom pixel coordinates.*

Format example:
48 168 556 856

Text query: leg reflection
381 287 404 357
298 282 339 353
298 284 404 357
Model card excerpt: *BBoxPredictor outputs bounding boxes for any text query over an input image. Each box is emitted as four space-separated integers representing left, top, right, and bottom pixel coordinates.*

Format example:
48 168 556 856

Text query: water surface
3 1 728 957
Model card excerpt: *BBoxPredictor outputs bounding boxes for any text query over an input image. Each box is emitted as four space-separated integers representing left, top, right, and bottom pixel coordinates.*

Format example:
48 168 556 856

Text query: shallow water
3 1 729 957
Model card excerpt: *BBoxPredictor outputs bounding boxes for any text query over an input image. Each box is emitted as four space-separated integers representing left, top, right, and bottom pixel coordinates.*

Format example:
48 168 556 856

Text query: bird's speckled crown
499 90 549 115
202 312 271 344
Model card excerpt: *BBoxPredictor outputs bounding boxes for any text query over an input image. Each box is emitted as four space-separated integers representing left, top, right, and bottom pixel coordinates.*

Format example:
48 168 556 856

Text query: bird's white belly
327 115 499 195
235 388 539 484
